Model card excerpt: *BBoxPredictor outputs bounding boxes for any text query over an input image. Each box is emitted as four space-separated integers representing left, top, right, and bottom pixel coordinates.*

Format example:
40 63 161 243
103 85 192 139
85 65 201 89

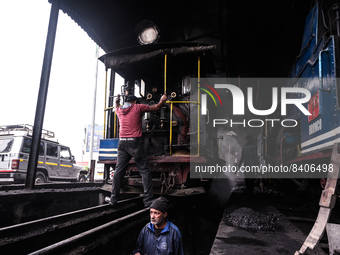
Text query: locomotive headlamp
135 20 160 45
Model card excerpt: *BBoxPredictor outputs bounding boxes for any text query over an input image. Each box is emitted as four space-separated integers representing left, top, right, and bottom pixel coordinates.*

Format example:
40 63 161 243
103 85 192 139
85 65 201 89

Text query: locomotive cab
98 42 221 195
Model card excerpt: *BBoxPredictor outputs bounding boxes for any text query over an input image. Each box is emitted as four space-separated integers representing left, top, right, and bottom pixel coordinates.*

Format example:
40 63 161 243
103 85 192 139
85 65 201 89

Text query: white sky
0 1 122 164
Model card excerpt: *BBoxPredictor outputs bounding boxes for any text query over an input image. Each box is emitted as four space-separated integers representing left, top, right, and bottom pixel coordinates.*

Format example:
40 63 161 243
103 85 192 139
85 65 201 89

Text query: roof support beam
25 0 60 189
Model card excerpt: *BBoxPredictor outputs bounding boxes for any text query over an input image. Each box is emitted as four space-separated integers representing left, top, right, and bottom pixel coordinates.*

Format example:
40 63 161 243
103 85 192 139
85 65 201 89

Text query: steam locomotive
97 22 223 195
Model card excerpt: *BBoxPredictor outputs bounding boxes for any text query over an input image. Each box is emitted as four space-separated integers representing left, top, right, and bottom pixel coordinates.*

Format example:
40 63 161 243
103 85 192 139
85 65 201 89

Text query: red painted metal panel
308 91 320 122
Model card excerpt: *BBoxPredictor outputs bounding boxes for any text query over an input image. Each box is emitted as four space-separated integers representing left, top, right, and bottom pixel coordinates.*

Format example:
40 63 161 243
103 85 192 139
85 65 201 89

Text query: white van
0 124 87 184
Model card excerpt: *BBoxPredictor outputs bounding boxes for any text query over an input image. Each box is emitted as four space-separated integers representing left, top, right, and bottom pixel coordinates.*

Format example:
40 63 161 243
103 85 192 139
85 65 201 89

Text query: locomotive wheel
320 178 326 190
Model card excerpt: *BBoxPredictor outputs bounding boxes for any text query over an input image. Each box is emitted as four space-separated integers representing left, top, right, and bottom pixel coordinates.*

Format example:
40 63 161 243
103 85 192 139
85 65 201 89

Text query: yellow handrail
167 100 200 156
104 106 115 110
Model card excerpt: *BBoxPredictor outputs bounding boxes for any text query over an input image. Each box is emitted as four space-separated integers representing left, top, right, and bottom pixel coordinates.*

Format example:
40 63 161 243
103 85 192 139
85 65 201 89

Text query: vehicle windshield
0 139 14 153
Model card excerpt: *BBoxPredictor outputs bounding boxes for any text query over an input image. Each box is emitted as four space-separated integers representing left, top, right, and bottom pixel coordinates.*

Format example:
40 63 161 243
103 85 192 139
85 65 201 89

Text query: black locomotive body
98 42 223 195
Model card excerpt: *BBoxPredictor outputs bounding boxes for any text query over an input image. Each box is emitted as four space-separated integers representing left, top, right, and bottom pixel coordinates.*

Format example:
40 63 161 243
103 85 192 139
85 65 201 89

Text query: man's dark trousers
110 138 153 206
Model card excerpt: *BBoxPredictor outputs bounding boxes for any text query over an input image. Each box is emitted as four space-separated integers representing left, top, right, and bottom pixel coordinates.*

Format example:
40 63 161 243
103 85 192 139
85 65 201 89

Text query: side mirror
71 155 76 164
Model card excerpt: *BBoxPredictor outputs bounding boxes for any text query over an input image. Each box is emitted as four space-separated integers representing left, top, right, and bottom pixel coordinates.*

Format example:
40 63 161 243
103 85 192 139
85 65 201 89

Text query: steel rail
0 196 143 239
27 207 149 255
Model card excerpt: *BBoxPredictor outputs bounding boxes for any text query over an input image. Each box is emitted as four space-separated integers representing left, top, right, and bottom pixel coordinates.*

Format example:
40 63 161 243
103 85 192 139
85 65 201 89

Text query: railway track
0 195 150 255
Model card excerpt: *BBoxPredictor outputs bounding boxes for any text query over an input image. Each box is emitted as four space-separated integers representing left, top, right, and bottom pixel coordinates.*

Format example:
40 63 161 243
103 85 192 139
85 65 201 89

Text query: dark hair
126 95 138 102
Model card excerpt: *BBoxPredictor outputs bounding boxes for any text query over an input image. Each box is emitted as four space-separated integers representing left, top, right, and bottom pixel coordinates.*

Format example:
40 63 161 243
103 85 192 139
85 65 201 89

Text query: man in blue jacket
132 197 185 255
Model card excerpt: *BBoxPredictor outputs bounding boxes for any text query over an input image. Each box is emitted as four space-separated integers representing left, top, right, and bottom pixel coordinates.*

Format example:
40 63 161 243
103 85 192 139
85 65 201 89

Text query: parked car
0 124 87 184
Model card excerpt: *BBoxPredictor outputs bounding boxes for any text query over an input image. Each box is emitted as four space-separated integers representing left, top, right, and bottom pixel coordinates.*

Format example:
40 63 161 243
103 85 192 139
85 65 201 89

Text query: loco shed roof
48 0 313 77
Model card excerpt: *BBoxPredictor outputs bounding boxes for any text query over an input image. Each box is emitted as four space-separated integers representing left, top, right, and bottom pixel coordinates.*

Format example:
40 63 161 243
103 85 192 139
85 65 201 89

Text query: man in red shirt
105 94 167 207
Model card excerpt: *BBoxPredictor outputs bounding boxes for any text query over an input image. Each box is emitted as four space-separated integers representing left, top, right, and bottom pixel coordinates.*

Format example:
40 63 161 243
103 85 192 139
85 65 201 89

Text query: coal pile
224 207 279 231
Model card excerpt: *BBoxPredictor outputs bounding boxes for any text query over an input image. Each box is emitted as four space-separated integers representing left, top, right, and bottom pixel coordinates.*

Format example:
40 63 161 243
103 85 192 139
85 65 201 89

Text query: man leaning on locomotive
105 93 168 207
